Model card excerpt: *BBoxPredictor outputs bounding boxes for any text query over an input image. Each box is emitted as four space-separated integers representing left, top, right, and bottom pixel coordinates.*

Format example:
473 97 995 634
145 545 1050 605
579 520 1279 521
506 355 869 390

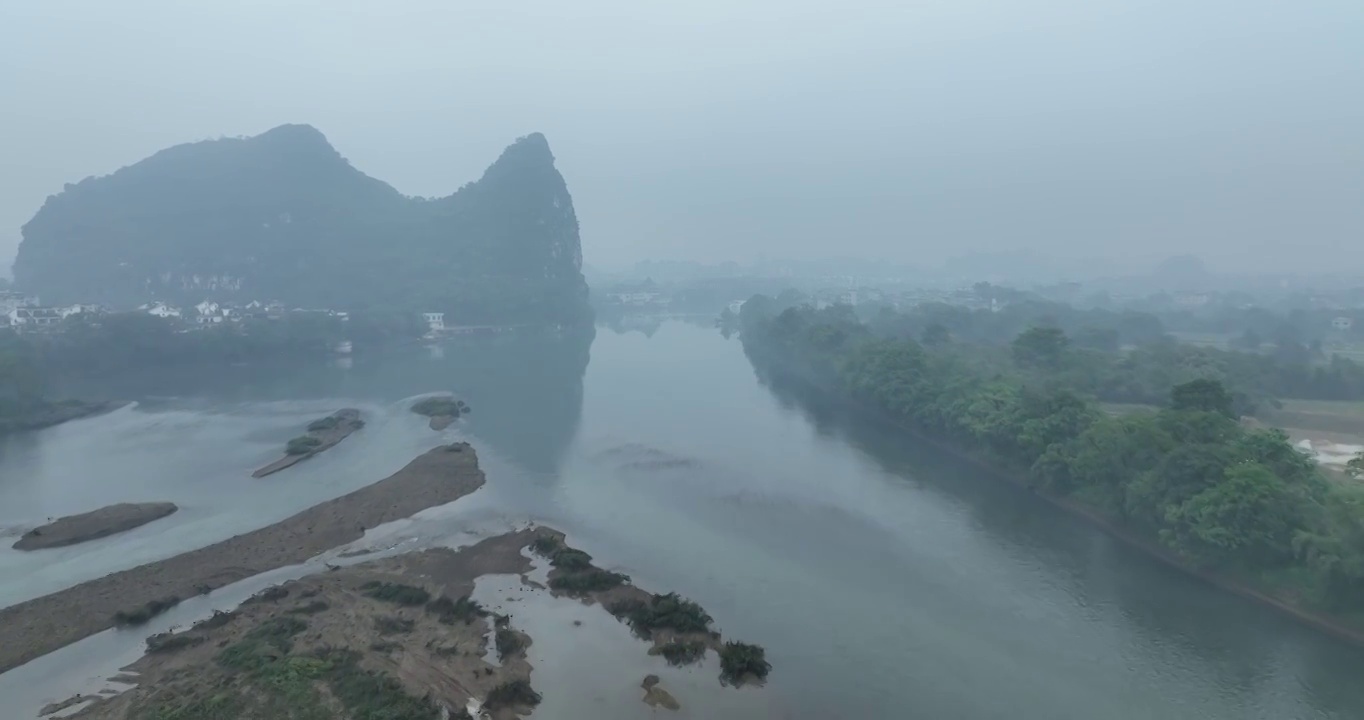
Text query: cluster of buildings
0 291 350 334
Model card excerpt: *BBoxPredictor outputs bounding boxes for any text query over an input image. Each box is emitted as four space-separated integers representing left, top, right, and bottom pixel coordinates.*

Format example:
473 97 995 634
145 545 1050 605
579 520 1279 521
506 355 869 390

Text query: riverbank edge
752 354 1364 649
0 442 485 674
0 399 127 435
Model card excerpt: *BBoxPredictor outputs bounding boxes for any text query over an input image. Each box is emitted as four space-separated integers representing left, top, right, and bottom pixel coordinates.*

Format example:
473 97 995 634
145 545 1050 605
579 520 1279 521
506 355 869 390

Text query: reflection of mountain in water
49 328 593 474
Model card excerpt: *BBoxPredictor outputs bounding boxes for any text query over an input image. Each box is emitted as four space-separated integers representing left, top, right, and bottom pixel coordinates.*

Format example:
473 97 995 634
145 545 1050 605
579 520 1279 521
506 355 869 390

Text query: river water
4 320 1364 719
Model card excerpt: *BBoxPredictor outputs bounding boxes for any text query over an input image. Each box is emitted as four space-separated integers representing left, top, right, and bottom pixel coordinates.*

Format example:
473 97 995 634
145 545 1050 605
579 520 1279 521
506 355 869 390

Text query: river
3 320 1364 719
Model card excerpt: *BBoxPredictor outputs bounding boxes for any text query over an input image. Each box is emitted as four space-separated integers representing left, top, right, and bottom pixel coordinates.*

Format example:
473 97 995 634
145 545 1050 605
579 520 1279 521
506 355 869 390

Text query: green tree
1011 327 1069 369
1170 378 1235 417
1164 462 1303 565
921 323 950 346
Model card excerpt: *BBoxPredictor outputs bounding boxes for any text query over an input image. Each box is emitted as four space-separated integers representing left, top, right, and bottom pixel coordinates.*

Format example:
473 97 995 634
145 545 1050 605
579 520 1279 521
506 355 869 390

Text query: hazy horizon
3 0 1361 279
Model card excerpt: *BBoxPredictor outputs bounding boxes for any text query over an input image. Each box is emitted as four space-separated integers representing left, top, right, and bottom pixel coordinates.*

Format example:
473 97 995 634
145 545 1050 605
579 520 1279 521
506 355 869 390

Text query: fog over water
4 325 1364 718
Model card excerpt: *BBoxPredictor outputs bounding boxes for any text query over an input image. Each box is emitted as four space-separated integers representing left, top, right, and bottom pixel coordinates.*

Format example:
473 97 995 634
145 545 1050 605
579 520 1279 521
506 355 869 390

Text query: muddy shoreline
0 400 126 435
0 442 485 673
764 364 1364 649
13 502 178 551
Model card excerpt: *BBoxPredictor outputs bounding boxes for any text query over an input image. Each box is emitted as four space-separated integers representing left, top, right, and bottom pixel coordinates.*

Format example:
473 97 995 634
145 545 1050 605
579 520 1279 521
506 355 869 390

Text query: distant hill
12 125 590 326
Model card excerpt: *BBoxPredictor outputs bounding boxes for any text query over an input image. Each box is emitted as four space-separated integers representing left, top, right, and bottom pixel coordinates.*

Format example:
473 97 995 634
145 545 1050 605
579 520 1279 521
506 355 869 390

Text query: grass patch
656 639 707 666
286 600 330 615
143 692 243 720
495 628 525 660
719 641 771 683
323 649 441 720
360 581 431 606
484 679 541 711
608 592 712 637
411 397 467 418
285 435 323 455
426 595 488 625
113 595 181 626
216 617 309 672
145 631 206 654
549 567 629 595
374 616 415 635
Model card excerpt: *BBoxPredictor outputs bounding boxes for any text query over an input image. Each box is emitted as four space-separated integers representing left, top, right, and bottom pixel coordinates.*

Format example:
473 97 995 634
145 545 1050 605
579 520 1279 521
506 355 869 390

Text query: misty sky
2 0 1361 277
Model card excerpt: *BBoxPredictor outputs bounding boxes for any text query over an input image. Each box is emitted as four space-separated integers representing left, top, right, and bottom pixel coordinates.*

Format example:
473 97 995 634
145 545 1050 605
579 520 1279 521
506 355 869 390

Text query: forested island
740 296 1364 632
11 124 591 327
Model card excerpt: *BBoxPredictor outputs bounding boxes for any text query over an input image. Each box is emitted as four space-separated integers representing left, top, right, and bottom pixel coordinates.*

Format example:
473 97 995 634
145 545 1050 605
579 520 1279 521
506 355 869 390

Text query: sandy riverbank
13 503 178 551
0 442 485 673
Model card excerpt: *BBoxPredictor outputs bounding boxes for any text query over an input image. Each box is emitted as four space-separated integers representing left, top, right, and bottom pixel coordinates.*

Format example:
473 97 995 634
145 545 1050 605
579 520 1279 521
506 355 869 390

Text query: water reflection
46 328 593 475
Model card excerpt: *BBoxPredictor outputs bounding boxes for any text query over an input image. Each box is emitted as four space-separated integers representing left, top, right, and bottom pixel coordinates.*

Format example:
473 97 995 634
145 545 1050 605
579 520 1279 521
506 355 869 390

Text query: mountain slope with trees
12 125 589 326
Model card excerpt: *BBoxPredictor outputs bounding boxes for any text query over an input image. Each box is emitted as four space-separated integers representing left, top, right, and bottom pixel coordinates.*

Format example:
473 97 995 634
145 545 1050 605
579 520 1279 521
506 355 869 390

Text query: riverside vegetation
740 298 1364 623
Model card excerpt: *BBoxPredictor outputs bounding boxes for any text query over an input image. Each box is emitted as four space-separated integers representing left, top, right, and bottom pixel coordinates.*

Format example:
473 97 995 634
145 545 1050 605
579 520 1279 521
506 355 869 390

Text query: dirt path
0 443 485 674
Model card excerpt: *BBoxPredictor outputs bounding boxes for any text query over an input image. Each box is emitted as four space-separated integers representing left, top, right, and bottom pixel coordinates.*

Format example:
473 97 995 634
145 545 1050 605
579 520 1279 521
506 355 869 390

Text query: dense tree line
740 297 1364 612
864 298 1364 406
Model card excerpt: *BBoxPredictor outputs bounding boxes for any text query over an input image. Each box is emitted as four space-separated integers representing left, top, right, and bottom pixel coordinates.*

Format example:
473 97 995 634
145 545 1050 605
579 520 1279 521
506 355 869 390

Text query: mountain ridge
13 125 590 325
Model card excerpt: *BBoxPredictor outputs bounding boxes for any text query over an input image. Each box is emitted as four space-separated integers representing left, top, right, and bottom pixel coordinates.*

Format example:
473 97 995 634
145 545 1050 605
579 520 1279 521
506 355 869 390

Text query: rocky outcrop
12 502 178 550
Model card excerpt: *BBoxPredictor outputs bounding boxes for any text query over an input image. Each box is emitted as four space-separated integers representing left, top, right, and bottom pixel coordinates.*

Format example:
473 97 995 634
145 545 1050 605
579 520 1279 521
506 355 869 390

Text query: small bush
285 435 323 455
657 639 707 666
495 628 524 660
374 616 415 635
369 640 403 653
549 568 629 595
484 679 541 710
362 582 431 606
719 641 771 683
113 595 181 626
216 617 308 671
307 416 340 432
146 632 205 653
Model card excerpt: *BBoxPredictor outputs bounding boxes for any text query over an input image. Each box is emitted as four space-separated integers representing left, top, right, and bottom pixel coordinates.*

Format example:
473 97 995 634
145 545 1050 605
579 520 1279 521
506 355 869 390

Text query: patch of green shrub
285 435 323 455
216 617 309 672
608 592 712 636
484 679 541 710
426 595 488 625
113 595 181 626
719 641 771 683
549 567 629 595
495 628 525 660
361 581 431 606
529 535 562 556
548 547 594 571
657 639 707 666
323 649 441 720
